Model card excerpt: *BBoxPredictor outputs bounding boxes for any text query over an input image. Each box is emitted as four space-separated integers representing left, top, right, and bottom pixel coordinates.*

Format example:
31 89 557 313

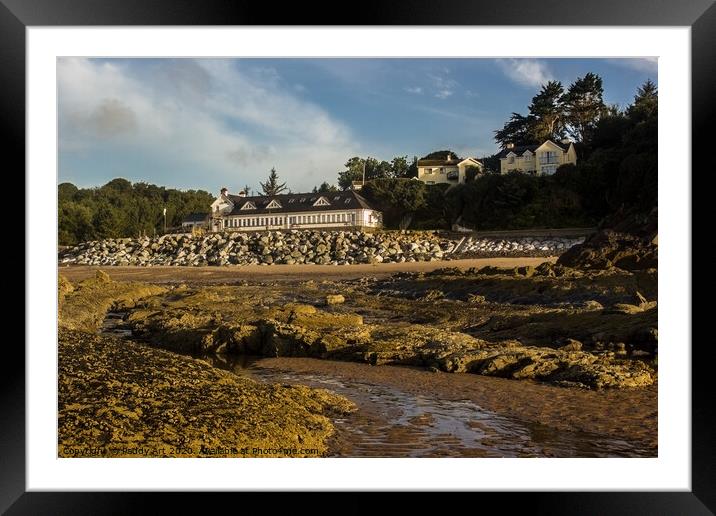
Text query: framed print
5 0 711 511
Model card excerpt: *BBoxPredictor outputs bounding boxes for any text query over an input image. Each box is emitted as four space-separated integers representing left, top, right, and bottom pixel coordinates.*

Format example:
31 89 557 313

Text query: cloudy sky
58 57 657 194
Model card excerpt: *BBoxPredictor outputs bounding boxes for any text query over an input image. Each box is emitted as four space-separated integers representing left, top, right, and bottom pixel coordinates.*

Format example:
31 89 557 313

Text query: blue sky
58 57 657 194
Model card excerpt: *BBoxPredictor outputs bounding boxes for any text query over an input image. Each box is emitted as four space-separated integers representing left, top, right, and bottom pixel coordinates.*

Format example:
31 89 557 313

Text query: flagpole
163 207 167 234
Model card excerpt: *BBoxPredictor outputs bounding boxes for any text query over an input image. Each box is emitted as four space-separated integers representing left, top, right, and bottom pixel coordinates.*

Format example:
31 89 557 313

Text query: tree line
58 179 215 245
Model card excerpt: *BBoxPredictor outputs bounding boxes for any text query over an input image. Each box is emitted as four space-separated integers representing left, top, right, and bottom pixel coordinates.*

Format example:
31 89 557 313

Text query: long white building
209 188 383 232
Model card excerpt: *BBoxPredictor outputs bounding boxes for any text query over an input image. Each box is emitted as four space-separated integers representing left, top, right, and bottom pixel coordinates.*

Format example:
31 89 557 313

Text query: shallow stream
102 312 653 458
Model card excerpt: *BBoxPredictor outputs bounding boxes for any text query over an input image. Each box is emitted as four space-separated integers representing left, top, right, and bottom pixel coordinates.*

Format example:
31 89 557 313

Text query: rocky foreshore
458 235 584 258
58 230 583 267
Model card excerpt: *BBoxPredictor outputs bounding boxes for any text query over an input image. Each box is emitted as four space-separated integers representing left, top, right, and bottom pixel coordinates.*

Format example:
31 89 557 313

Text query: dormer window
266 199 282 209
240 201 256 210
313 196 331 207
344 198 351 204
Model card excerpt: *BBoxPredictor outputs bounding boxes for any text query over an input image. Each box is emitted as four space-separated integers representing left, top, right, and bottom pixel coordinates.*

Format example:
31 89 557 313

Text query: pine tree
259 168 287 196
628 79 658 121
494 113 535 147
562 73 606 144
527 81 565 142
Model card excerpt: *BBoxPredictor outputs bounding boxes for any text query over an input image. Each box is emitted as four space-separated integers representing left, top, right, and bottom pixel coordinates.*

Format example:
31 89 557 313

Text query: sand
57 256 557 283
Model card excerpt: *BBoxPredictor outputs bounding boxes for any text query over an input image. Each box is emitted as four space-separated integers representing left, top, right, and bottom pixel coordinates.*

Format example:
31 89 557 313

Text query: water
197 354 652 458
102 312 653 458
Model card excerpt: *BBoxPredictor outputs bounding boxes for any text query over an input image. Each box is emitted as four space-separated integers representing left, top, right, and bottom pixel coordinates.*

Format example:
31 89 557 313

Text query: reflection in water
102 313 651 458
197 353 652 458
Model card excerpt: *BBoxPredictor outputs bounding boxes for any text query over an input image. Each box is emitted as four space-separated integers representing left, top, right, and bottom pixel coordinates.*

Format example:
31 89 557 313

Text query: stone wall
58 230 583 267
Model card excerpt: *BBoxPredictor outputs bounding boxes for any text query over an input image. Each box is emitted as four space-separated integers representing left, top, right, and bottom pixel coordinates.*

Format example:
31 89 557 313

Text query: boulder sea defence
59 230 584 267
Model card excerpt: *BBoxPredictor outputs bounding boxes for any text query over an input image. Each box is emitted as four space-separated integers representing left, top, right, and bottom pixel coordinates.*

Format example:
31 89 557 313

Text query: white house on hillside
417 153 483 185
498 140 578 175
209 188 382 232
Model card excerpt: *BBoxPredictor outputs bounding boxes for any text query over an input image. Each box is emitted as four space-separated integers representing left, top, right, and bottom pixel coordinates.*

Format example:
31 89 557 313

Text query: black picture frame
5 0 708 512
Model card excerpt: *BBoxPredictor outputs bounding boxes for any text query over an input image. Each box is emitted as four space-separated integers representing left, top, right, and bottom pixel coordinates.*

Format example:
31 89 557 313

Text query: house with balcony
417 153 483 185
498 140 577 175
209 188 382 232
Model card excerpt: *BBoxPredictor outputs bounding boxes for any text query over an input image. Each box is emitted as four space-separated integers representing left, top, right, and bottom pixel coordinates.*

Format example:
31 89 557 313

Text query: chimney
220 187 228 197
238 190 247 197
446 152 452 161
506 143 515 149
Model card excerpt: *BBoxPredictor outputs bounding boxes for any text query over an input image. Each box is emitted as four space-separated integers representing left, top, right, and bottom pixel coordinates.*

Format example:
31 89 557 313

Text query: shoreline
57 256 557 283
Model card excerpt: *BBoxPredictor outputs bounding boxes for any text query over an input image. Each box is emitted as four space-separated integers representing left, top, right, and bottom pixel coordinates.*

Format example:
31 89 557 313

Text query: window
313 196 331 207
299 197 306 203
344 198 351 204
309 197 317 202
240 201 256 210
288 198 295 203
266 199 282 209
333 196 341 201
540 151 559 165
508 156 515 164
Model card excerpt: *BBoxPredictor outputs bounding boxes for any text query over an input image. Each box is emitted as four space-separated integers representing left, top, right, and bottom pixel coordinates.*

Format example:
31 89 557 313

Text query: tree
421 150 458 160
527 80 566 142
259 167 287 196
464 165 482 183
406 156 419 178
242 184 252 196
562 73 606 144
627 79 658 121
389 156 410 178
494 113 534 148
313 182 338 193
58 182 79 202
337 157 365 190
336 156 392 190
361 178 427 229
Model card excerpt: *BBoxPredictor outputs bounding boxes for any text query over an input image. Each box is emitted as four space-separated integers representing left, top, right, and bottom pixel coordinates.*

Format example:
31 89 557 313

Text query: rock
604 303 645 315
325 294 345 305
557 209 658 271
583 300 604 310
634 291 648 306
419 290 445 301
467 294 486 304
558 338 583 351
95 270 112 283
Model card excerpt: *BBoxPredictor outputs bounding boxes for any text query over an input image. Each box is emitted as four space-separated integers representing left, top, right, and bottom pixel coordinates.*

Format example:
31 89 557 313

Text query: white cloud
606 57 658 74
405 86 423 94
430 74 458 99
497 59 554 88
58 58 357 192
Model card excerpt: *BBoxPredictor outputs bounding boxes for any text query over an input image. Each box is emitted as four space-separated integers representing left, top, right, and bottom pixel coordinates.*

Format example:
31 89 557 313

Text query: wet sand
248 357 657 455
58 256 557 283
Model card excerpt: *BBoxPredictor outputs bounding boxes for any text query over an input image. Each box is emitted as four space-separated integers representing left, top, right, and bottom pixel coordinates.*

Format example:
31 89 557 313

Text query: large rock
557 208 658 271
